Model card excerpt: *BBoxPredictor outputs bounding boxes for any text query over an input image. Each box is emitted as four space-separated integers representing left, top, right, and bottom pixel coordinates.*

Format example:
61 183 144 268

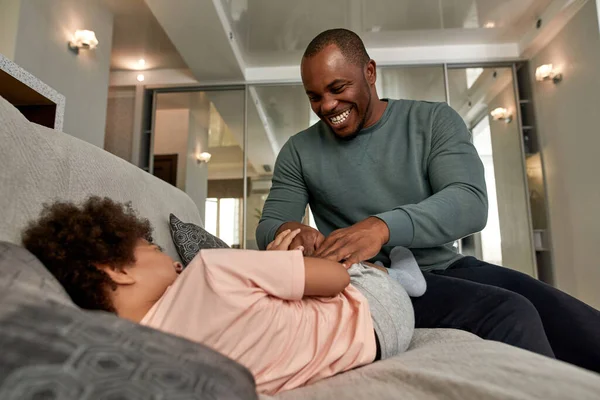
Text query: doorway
153 154 178 186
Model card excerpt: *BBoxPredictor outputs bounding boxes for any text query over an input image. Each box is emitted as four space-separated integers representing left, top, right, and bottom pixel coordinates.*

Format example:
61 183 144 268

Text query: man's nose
321 95 339 115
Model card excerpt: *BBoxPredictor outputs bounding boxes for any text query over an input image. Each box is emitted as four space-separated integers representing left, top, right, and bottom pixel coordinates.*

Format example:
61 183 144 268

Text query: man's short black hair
303 28 370 67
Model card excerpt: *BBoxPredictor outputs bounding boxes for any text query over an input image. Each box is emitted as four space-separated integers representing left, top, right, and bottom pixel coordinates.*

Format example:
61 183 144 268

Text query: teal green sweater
256 100 488 271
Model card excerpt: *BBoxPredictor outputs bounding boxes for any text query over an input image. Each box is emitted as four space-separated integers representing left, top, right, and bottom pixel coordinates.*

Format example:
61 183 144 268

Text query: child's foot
387 247 427 297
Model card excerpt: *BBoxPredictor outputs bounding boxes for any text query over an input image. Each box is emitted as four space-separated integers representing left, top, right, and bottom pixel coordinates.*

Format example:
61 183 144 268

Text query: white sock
386 247 427 297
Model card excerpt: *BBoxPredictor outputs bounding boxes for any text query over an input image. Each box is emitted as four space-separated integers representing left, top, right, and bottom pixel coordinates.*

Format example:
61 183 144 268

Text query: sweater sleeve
256 138 309 250
376 103 488 248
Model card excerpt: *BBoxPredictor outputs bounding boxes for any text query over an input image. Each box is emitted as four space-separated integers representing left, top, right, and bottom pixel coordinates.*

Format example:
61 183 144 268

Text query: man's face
301 44 375 139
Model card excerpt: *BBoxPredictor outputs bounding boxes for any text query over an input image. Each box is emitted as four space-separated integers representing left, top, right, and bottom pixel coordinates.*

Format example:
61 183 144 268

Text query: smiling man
256 28 600 373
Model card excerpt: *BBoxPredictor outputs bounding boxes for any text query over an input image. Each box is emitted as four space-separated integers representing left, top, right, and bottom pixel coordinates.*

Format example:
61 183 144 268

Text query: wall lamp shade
535 64 563 83
68 30 98 54
196 152 212 164
490 107 512 123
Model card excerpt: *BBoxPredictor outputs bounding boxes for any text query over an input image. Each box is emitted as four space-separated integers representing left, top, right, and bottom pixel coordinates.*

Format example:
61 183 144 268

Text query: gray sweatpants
348 263 415 360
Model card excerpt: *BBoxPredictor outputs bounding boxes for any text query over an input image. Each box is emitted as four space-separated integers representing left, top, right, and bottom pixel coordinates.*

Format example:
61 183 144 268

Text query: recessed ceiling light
138 58 146 67
136 74 145 82
484 21 496 28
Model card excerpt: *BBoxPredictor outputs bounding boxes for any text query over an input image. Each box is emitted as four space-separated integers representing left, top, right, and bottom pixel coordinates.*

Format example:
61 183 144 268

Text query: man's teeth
329 109 350 125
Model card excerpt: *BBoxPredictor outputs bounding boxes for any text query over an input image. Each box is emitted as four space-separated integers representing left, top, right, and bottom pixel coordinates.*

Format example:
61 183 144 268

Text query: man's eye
331 86 345 93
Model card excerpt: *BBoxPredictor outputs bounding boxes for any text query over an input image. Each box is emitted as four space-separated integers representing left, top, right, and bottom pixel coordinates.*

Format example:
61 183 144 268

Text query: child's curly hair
22 196 154 313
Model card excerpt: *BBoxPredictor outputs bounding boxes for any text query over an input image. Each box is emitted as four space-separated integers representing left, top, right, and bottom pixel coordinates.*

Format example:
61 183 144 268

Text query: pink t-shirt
140 249 376 395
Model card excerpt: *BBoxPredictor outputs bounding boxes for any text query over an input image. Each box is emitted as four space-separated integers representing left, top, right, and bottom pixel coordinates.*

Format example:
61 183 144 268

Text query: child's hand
267 229 304 252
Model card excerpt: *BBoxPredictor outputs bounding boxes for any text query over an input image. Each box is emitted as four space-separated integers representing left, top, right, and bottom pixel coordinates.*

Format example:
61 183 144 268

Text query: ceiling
143 0 245 81
103 0 187 71
108 0 581 181
219 0 553 67
104 0 584 83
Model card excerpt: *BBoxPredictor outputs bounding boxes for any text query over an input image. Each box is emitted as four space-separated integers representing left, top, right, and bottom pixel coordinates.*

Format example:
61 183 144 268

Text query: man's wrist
373 210 414 247
277 221 306 236
276 222 294 236
367 217 390 246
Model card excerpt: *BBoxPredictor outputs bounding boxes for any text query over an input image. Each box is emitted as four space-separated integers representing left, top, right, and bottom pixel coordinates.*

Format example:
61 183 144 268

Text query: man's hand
276 222 325 256
314 217 390 266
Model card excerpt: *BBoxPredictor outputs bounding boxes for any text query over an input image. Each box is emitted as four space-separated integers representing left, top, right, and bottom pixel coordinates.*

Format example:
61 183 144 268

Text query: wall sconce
490 107 512 123
68 30 98 54
535 64 563 84
196 152 212 164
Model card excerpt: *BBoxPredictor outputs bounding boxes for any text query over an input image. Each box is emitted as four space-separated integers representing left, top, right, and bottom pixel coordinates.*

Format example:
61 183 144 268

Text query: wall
186 92 210 221
104 86 135 162
0 0 21 59
11 0 113 148
154 109 190 190
530 0 600 308
488 84 536 277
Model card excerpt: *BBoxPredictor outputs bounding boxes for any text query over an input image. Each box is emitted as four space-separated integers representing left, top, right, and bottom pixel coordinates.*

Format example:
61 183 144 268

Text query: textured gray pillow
169 213 229 266
0 241 73 307
0 242 257 400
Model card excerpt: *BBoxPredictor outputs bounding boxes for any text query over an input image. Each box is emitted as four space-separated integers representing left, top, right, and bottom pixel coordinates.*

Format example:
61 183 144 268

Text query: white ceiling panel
219 0 553 67
144 0 244 81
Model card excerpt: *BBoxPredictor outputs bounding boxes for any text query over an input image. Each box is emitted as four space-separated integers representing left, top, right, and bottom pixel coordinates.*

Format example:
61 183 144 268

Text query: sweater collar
355 99 392 136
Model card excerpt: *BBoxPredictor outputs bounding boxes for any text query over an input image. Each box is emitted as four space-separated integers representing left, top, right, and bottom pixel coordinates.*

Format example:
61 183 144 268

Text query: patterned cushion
169 214 229 266
0 241 257 400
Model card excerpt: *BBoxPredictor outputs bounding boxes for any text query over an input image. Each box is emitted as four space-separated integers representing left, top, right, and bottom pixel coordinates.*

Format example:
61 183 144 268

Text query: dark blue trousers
412 256 600 373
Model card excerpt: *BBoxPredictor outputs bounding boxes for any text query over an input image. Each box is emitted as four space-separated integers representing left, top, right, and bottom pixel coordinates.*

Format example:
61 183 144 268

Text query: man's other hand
314 217 390 266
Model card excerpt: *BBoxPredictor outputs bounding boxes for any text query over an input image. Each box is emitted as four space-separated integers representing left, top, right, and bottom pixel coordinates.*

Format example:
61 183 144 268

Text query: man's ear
365 59 377 86
96 264 136 285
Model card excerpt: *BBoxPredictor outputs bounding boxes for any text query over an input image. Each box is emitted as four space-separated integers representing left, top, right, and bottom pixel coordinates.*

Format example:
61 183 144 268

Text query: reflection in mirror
447 66 536 277
153 90 245 248
471 116 502 265
246 85 311 249
377 66 446 102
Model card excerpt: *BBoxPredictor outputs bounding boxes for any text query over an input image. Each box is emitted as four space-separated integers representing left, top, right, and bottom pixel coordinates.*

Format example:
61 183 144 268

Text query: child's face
129 240 183 294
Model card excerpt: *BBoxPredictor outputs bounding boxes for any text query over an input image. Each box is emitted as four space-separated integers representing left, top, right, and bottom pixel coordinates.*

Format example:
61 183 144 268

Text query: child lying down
22 197 418 395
